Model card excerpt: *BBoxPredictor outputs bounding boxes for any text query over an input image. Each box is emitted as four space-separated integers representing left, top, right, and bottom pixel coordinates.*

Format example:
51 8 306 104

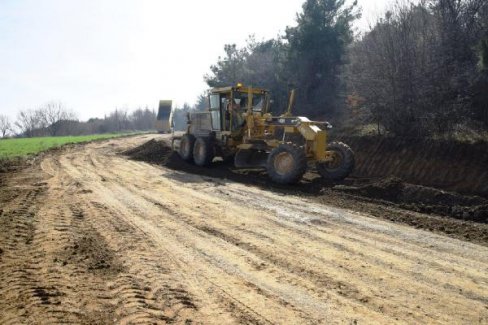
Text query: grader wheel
267 144 307 184
316 141 355 180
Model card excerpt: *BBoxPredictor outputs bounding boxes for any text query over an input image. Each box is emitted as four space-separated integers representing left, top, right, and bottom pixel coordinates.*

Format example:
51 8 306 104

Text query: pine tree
284 0 359 117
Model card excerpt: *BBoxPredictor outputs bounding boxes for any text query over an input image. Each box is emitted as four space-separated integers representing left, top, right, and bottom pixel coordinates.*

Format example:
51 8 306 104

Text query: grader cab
173 84 354 184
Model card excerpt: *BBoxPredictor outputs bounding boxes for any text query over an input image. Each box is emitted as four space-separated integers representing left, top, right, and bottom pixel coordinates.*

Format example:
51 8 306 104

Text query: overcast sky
0 0 389 121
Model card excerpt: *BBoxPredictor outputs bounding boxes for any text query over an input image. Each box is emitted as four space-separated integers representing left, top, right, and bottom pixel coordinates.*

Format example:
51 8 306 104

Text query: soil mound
0 157 29 174
123 139 174 164
342 136 488 198
335 177 488 223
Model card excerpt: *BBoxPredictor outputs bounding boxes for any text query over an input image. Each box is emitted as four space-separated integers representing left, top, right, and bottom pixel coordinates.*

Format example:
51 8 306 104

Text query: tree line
203 0 488 138
3 0 486 140
347 0 488 137
0 102 157 138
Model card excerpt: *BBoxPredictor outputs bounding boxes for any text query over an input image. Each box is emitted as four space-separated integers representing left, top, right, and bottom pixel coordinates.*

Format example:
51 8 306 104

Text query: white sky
0 0 389 121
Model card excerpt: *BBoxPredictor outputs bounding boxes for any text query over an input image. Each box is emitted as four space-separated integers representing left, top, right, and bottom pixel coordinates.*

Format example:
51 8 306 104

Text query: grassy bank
0 133 134 159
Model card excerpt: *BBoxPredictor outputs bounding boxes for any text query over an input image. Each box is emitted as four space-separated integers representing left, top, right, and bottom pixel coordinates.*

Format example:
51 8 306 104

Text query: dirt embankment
342 136 488 197
124 138 488 245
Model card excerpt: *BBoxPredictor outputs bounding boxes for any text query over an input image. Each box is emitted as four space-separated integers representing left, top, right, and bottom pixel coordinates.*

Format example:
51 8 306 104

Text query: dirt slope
1 134 487 324
342 136 488 197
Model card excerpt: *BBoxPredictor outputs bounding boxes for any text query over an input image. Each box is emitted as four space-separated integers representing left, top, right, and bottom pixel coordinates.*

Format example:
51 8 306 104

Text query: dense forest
203 0 488 139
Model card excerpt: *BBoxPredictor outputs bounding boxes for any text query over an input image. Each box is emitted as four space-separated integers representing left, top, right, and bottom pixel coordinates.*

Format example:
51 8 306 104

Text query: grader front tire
267 144 307 184
316 141 355 180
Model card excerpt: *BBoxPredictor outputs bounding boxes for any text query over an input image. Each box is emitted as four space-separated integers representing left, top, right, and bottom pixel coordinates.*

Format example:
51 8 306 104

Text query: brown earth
125 138 488 244
341 136 488 198
1 134 487 324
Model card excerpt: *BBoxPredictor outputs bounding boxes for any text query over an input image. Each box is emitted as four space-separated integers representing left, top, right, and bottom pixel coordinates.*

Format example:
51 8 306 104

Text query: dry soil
0 134 487 324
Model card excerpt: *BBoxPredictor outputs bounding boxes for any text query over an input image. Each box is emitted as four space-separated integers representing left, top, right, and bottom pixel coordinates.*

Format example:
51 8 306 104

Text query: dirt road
1 134 487 324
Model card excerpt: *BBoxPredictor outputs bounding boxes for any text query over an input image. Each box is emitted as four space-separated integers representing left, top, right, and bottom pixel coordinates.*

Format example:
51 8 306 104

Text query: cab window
209 94 220 110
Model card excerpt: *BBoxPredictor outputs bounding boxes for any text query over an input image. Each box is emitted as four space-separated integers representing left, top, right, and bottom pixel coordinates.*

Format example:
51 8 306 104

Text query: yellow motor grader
172 84 354 184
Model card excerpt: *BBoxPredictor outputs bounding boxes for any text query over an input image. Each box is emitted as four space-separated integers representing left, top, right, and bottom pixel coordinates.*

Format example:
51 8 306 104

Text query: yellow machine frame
206 85 335 163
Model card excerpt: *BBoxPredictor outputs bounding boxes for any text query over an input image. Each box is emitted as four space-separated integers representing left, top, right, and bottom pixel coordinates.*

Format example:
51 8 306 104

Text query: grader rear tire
179 134 196 162
316 141 355 180
193 137 214 167
267 144 307 184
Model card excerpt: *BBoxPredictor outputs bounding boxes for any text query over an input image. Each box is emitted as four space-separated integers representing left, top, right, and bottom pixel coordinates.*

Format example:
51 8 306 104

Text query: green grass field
0 133 133 159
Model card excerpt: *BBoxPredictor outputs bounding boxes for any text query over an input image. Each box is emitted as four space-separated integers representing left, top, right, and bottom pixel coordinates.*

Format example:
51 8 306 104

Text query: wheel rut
0 135 487 324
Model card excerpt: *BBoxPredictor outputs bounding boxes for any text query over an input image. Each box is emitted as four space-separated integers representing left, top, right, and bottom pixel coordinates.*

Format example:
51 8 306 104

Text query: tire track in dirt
89 206 201 324
0 173 51 324
2 154 121 324
51 151 201 324
78 142 488 323
74 149 319 324
88 162 324 321
1 190 97 323
2 134 488 324
121 154 484 322
85 192 278 325
55 150 329 323
130 188 371 316
214 186 488 308
80 161 417 322
142 176 487 314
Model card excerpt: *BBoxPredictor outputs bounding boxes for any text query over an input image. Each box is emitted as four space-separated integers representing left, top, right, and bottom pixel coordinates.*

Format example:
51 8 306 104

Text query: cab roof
210 85 268 95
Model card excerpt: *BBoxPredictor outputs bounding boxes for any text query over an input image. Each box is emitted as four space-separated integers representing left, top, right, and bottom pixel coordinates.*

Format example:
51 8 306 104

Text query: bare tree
104 108 130 132
0 114 12 138
38 101 77 136
130 107 156 130
346 0 488 137
15 109 44 137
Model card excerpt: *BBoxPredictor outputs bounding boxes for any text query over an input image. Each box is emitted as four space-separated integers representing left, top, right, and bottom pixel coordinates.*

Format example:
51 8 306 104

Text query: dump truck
172 84 354 184
156 100 173 133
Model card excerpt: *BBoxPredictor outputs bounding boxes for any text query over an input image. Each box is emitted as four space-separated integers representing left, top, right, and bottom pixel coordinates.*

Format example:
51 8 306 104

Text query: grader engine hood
268 116 330 162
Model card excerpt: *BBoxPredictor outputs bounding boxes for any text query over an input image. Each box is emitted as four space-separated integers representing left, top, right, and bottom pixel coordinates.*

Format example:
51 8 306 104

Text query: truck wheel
267 144 307 184
316 141 355 180
193 137 214 166
179 134 196 162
